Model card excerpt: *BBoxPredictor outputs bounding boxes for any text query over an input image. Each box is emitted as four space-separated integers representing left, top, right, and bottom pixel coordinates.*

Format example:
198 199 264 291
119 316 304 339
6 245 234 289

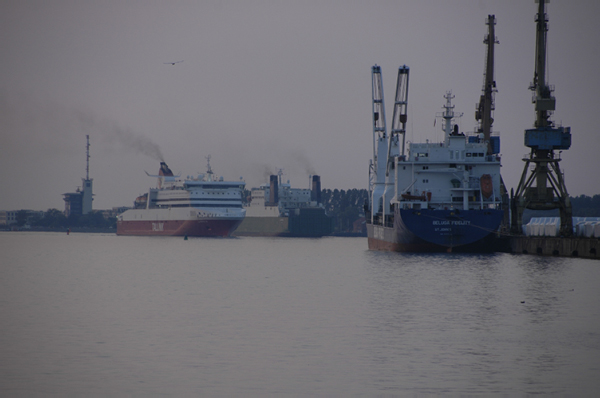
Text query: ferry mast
511 0 572 236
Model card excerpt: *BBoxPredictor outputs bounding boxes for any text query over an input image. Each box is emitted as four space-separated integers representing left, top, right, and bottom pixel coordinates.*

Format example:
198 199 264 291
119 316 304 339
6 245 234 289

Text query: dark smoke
263 165 275 180
291 150 316 176
75 109 164 162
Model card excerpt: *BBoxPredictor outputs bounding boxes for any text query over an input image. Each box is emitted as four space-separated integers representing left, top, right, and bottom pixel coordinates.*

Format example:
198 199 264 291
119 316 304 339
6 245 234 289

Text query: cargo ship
366 67 504 252
116 158 246 236
233 171 333 237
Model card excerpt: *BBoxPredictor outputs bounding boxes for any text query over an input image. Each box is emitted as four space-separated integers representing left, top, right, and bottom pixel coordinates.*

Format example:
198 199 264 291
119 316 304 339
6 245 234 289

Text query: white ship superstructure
395 92 502 213
117 158 246 236
234 171 333 237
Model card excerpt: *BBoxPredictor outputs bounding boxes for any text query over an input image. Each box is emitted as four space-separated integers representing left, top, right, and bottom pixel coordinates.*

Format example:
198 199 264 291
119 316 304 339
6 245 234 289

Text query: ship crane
387 66 409 176
380 67 410 224
511 0 573 236
369 65 410 224
369 65 388 220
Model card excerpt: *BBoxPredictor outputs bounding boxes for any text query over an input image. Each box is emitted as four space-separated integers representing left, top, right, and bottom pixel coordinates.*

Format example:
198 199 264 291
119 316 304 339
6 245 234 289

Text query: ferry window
423 166 428 170
450 151 454 159
422 179 429 183
449 164 457 168
466 153 472 157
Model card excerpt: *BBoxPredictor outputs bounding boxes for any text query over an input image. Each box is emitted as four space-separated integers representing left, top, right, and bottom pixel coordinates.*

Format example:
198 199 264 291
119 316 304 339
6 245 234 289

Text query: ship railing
384 214 394 228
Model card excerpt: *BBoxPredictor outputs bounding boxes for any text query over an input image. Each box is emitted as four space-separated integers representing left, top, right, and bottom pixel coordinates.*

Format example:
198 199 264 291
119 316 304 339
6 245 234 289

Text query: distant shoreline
2 227 116 234
2 227 366 237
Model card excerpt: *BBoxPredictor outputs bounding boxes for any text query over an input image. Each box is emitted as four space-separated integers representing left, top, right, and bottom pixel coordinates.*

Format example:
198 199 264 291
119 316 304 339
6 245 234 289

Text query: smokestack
269 175 279 205
311 175 321 203
159 162 174 177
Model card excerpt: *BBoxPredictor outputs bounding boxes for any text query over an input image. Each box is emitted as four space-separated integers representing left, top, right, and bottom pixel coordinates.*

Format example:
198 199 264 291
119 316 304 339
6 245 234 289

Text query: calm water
1 231 599 396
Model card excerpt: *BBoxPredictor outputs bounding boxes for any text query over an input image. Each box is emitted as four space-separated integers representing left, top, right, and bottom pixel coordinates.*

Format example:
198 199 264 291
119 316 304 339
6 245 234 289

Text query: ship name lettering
152 222 164 231
451 221 470 226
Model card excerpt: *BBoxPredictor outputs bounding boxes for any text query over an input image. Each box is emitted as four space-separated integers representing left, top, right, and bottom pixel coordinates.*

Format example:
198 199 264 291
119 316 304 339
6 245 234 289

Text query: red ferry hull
116 218 243 237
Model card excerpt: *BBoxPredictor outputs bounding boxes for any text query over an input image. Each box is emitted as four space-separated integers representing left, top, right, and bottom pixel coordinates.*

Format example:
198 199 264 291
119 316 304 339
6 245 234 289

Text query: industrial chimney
311 175 321 203
269 175 279 205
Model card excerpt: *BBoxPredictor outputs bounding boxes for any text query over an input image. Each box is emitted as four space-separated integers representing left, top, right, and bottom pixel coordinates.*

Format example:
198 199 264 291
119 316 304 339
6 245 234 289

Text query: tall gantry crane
475 15 498 156
511 0 572 236
475 15 510 231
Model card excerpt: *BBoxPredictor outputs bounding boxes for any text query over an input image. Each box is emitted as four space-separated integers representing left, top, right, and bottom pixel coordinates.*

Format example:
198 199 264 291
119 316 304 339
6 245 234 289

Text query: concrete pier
508 236 600 260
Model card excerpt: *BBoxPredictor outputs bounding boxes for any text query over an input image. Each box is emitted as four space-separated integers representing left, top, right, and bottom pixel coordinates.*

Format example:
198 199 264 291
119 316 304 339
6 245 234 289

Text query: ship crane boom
387 66 409 176
369 65 389 218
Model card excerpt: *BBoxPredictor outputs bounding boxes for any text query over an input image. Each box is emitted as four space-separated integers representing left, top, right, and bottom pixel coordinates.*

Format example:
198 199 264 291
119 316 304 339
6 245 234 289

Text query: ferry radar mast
511 0 572 236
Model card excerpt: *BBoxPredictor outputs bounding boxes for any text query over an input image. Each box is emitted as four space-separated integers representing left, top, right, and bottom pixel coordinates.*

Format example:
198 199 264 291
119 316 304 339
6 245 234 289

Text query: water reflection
2 233 599 395
360 251 598 394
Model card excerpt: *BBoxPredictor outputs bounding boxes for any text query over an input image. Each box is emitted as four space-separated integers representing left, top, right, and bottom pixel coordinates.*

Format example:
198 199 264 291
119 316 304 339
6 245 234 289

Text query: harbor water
1 231 599 395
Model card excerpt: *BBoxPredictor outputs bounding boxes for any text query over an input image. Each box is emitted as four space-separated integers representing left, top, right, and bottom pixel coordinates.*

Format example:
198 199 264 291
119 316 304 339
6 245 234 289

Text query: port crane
368 65 409 225
475 15 498 156
511 0 572 236
475 15 510 231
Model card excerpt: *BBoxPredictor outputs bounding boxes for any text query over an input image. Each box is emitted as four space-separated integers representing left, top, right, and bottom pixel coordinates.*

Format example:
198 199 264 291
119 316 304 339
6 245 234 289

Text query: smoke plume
75 109 164 162
291 149 316 176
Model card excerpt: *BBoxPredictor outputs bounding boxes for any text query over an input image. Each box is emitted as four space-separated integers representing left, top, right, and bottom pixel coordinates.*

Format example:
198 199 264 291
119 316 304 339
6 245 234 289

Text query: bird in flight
164 60 184 65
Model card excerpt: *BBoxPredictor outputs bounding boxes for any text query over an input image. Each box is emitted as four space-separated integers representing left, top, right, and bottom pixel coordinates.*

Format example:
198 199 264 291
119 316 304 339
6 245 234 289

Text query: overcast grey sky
1 0 599 211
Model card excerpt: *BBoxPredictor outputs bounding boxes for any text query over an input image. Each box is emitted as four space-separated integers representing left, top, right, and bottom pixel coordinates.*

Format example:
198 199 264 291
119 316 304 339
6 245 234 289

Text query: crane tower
81 135 93 214
511 0 572 236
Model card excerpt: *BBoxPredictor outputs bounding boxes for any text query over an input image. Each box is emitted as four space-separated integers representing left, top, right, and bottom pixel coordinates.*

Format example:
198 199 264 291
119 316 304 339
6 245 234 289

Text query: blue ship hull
368 208 504 252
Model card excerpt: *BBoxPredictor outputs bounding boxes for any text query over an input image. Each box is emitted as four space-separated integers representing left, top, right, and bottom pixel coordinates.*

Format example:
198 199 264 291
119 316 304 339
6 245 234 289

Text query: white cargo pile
523 217 560 236
524 217 600 237
575 218 600 237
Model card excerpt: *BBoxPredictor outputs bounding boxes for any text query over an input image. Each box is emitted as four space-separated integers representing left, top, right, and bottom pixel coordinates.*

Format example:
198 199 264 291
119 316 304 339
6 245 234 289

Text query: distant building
63 135 94 217
63 190 84 218
81 177 93 215
0 210 43 226
101 207 130 219
0 210 23 225
0 210 16 225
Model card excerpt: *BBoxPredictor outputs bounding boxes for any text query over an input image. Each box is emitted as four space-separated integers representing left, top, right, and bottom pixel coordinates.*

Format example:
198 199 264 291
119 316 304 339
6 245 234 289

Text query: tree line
570 195 600 217
12 209 116 229
7 193 600 232
321 188 369 233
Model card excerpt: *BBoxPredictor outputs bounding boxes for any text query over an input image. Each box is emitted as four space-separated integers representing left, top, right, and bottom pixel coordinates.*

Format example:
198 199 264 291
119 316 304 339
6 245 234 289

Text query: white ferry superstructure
117 159 246 236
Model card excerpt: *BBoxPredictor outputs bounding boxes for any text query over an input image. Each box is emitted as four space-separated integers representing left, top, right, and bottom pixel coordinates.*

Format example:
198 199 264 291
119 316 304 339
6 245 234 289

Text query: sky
1 0 599 211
